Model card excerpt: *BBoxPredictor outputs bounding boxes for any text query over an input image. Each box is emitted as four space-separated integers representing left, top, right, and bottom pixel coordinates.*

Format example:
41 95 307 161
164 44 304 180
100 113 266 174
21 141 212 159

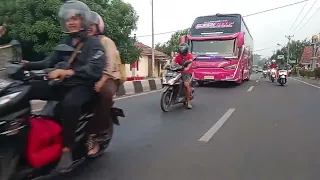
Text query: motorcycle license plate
272 75 275 77
281 75 285 78
204 76 214 80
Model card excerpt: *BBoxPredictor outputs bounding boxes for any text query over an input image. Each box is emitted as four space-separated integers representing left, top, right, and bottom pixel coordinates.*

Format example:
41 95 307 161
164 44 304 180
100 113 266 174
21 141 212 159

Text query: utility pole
151 0 155 77
311 35 319 70
285 35 294 65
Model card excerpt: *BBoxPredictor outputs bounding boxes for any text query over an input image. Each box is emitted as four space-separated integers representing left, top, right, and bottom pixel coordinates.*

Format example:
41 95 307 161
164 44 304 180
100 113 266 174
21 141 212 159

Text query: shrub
304 70 315 78
299 69 305 77
291 67 298 76
314 67 320 78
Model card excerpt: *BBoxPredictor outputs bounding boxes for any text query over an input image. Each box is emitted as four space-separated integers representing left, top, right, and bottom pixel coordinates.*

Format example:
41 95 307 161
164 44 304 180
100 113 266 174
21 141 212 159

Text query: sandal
86 134 101 158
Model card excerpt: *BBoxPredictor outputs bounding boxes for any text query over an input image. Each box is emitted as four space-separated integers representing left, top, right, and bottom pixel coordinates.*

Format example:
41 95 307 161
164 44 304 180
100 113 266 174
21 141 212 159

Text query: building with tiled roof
300 45 320 69
124 41 170 78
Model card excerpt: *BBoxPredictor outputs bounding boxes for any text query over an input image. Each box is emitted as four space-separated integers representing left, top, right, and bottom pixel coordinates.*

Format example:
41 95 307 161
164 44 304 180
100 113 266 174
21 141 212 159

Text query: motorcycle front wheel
160 91 173 112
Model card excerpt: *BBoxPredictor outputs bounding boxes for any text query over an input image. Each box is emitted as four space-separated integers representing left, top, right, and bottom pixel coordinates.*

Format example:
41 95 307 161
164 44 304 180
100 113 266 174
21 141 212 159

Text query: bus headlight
224 64 237 70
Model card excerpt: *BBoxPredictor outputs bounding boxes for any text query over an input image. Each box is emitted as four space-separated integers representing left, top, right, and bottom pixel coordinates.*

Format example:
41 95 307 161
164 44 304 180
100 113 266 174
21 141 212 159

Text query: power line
289 1 308 30
254 47 276 52
137 0 309 38
292 0 318 32
295 3 320 33
244 0 309 17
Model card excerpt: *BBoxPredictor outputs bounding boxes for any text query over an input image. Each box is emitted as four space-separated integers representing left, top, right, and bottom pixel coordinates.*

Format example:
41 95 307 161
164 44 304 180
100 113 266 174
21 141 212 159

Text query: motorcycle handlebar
6 63 68 86
23 68 54 81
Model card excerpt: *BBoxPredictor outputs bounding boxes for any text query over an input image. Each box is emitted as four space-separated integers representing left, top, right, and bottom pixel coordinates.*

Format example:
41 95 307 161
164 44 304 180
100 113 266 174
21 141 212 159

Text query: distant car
258 68 263 72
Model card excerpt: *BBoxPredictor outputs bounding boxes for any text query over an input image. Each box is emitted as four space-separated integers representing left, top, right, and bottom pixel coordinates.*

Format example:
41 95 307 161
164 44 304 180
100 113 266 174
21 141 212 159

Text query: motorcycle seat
40 100 94 121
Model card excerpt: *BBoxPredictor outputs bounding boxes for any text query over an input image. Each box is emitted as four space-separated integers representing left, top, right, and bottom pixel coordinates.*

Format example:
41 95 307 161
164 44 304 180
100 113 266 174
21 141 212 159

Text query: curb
116 78 162 96
31 78 163 111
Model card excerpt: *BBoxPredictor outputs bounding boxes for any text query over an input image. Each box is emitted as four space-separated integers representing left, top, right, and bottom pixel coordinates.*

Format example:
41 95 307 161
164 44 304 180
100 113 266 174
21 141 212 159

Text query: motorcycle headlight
0 92 21 106
163 72 178 84
162 75 167 84
168 74 181 85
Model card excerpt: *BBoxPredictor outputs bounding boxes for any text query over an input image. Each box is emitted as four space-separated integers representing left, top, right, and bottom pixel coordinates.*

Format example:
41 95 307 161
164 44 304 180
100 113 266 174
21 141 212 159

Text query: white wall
125 55 149 77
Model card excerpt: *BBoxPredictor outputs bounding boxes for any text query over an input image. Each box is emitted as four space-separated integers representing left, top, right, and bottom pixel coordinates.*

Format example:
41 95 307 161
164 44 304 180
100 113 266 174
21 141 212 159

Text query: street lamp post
151 0 155 77
285 35 294 65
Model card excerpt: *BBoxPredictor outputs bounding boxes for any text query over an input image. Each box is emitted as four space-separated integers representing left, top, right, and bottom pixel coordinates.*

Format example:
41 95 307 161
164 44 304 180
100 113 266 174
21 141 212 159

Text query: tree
270 39 311 64
253 54 261 65
0 0 141 63
155 29 189 56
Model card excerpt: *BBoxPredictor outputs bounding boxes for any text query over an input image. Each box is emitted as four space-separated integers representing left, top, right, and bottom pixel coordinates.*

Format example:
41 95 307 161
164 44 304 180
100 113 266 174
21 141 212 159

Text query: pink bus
180 13 253 85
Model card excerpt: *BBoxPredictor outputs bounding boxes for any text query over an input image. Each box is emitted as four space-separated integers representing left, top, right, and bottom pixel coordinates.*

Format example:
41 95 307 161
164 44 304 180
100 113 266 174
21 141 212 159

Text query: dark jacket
24 36 106 87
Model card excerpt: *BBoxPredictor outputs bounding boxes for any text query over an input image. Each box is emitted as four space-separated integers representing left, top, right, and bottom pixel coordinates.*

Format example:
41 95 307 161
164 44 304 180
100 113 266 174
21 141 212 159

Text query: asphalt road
61 73 320 180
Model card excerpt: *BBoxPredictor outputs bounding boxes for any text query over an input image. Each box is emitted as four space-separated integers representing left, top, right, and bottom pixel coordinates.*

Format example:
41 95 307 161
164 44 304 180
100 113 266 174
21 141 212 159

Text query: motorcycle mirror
5 63 23 76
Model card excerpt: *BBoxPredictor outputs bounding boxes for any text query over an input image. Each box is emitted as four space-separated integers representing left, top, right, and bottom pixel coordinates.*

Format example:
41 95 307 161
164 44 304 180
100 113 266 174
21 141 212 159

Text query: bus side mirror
237 32 244 47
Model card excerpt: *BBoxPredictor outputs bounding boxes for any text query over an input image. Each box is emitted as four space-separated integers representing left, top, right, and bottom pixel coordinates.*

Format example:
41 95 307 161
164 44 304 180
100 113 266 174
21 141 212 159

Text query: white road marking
116 89 163 100
256 80 259 82
290 77 320 89
33 89 163 112
247 86 254 91
199 108 236 142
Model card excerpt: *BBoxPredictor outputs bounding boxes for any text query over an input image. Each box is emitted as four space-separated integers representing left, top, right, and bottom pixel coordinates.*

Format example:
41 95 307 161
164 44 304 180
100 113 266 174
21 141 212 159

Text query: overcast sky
124 0 320 58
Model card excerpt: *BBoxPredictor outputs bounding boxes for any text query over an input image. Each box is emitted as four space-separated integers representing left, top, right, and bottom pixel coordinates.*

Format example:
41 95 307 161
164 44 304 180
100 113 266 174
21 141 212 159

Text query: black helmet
58 0 91 34
178 43 189 56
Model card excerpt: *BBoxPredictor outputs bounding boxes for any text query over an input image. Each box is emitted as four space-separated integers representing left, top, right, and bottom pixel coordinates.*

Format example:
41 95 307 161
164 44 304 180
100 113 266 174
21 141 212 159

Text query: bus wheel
236 70 244 84
244 74 250 81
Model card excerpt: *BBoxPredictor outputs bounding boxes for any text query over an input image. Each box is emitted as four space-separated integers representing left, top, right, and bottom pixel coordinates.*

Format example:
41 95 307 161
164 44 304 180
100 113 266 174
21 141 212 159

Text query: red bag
26 117 63 168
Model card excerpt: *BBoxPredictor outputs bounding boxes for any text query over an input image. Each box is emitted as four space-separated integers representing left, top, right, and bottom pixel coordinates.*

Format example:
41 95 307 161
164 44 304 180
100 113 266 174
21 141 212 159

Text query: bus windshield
191 40 236 57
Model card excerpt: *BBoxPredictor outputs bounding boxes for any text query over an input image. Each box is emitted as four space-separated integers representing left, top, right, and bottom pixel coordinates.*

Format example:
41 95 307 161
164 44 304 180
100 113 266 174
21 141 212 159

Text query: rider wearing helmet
23 0 106 172
173 43 193 109
269 59 277 69
86 11 121 156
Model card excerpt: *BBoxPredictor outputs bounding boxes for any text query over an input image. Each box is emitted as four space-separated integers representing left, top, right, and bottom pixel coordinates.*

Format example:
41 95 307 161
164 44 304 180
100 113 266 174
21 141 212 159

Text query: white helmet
271 59 276 63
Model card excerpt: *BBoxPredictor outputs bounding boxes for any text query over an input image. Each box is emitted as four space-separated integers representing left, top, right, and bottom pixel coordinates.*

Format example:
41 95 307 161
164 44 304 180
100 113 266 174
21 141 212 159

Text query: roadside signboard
277 55 284 59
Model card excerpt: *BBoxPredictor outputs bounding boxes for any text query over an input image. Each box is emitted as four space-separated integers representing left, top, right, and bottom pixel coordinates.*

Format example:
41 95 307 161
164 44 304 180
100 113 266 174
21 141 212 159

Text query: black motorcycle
160 61 195 112
0 62 124 180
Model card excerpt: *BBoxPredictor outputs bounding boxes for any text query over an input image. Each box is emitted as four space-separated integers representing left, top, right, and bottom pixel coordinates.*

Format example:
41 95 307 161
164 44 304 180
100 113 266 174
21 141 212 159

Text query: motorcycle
262 70 267 78
288 69 292 77
0 63 125 179
270 68 276 82
277 69 288 86
161 61 195 112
